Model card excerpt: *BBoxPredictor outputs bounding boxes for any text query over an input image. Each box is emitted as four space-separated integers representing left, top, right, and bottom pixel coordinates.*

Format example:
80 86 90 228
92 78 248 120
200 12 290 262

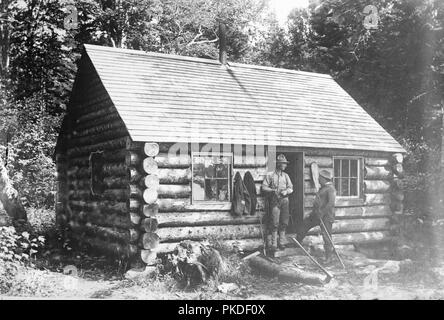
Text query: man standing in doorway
262 154 293 255
297 170 336 263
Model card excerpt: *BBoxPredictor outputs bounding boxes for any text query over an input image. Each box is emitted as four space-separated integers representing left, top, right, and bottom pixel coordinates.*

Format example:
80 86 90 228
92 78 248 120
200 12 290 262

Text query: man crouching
296 170 336 263
261 154 293 256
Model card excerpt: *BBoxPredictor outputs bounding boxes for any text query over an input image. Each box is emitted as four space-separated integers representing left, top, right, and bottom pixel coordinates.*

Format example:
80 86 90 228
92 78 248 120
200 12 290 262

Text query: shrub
0 226 45 264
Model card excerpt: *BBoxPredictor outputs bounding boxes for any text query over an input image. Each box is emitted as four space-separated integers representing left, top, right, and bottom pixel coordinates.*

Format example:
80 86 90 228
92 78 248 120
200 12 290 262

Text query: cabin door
282 152 304 233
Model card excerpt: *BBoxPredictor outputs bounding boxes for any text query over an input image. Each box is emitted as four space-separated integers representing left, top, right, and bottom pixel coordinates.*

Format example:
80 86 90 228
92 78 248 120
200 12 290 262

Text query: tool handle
290 237 333 279
319 219 346 269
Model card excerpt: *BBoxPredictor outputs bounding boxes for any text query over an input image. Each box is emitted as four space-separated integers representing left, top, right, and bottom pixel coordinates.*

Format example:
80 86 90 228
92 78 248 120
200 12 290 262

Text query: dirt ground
2 243 444 300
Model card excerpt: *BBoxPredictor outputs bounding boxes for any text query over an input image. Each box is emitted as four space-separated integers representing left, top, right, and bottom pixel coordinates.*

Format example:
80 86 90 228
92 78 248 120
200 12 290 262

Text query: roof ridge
83 44 332 79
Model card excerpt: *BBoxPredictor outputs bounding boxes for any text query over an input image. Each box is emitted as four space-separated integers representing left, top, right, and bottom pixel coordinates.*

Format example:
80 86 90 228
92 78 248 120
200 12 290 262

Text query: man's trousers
297 212 333 256
267 197 290 232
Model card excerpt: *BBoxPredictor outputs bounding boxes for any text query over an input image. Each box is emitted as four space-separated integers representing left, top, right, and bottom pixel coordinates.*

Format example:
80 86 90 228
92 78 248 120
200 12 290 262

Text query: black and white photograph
0 0 444 304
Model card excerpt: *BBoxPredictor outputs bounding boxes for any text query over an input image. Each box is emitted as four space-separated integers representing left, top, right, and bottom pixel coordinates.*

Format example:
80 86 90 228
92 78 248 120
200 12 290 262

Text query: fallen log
249 256 326 285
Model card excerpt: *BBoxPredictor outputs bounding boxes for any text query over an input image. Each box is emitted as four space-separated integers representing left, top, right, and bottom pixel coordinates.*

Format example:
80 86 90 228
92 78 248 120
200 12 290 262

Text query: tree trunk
0 157 27 221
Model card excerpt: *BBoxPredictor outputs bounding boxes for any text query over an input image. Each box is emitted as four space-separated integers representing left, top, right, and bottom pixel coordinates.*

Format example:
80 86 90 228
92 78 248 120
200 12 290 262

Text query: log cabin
55 44 406 266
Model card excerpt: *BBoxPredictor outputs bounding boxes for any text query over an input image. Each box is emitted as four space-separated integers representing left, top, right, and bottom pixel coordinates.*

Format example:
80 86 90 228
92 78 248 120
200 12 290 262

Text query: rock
125 266 157 281
217 282 239 294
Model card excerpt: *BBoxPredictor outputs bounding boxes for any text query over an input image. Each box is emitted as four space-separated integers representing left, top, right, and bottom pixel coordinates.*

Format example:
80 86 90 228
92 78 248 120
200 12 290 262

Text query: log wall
302 152 402 248
56 62 137 260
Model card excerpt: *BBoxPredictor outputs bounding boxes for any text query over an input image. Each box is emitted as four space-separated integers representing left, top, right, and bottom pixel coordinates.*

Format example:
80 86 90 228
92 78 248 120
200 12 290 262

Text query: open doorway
282 152 304 233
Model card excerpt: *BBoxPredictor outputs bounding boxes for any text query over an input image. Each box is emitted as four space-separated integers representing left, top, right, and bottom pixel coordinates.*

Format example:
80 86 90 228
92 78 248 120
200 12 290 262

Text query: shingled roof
83 44 405 153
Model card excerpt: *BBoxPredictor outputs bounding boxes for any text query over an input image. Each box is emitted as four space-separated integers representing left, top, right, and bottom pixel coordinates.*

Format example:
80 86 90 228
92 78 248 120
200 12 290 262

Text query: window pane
215 163 228 178
341 159 349 178
192 155 232 202
341 178 349 196
217 180 229 201
334 178 340 193
205 179 217 200
350 160 358 177
334 159 341 177
204 163 215 178
192 179 205 201
350 178 358 196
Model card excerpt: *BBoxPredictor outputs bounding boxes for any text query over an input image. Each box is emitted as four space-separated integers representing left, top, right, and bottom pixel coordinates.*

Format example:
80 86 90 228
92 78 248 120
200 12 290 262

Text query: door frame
277 150 305 233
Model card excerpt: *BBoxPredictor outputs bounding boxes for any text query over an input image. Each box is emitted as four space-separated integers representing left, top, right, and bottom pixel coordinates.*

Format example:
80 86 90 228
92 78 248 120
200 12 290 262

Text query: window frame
191 151 233 204
333 156 363 199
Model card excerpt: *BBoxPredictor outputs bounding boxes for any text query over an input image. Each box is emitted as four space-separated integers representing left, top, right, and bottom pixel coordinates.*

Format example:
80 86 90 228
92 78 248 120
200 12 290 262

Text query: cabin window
333 158 361 198
90 151 105 195
192 153 232 202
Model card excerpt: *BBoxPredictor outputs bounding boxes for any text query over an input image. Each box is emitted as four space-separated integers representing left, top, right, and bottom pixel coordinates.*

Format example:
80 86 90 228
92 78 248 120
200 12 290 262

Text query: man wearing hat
262 154 293 254
297 169 336 262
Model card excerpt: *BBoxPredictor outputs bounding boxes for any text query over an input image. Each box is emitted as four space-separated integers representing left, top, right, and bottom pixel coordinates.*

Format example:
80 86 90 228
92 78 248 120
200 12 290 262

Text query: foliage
0 226 45 264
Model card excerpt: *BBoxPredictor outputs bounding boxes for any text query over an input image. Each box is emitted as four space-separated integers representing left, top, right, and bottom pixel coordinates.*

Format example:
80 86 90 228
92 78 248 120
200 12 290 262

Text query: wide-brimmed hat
276 154 289 164
319 170 332 180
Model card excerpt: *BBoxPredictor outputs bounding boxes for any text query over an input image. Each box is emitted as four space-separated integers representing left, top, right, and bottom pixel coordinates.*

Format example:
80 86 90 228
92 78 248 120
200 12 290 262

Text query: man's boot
268 231 278 257
278 230 288 250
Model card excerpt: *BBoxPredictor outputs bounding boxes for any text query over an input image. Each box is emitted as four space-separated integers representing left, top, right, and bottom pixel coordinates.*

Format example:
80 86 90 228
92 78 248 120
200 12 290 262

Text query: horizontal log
126 139 144 151
233 167 268 182
157 224 262 242
364 166 392 179
128 184 143 199
142 203 159 217
68 202 130 223
364 193 391 205
70 149 127 166
128 198 141 210
157 197 265 212
144 143 160 157
143 189 158 204
304 156 333 167
143 157 159 175
144 174 160 189
141 232 160 249
329 205 391 219
102 163 127 176
364 180 391 193
69 177 128 189
69 189 129 201
304 231 394 246
140 249 157 265
83 212 132 229
156 211 262 228
75 106 115 124
69 221 139 243
126 151 142 167
308 218 391 235
393 163 404 177
154 153 191 168
67 137 128 157
157 168 190 184
304 167 333 181
156 230 394 253
73 120 125 138
74 111 121 132
365 158 389 166
157 184 191 198
71 233 137 258
141 218 159 233
130 212 141 225
392 153 403 164
70 127 128 146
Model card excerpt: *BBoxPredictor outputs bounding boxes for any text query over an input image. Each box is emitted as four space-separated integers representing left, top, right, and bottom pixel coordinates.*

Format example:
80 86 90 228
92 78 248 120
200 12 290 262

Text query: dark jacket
313 182 336 222
232 172 251 216
243 171 257 216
